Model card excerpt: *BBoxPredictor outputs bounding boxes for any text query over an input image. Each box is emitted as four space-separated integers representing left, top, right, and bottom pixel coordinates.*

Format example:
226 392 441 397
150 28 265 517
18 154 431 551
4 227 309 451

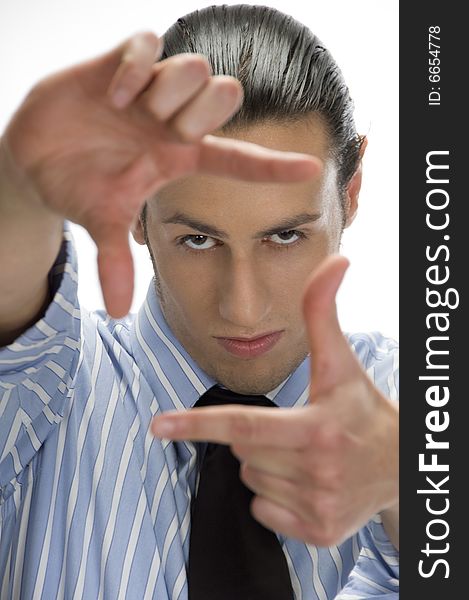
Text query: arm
336 515 399 599
367 337 399 552
0 140 63 346
381 496 399 551
0 225 81 509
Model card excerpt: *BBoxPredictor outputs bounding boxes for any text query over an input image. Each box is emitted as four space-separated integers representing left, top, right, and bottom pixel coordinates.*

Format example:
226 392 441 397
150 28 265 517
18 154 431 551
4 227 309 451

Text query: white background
0 0 399 340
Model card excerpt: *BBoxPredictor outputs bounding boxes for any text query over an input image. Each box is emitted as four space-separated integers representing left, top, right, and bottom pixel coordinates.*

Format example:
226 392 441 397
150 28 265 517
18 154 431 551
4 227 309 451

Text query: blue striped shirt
0 227 399 599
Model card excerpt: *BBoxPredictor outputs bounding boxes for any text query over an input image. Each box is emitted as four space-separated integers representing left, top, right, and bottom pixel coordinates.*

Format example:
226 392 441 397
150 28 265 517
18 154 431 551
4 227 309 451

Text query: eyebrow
161 211 322 239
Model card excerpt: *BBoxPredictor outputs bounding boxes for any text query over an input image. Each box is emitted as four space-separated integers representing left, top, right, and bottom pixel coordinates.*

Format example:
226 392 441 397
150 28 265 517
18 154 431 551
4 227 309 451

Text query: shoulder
84 307 136 355
346 331 398 365
346 331 399 401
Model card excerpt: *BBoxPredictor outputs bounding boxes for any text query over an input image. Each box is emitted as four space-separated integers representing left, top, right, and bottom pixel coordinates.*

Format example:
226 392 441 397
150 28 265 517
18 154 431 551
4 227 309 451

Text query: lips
215 331 283 359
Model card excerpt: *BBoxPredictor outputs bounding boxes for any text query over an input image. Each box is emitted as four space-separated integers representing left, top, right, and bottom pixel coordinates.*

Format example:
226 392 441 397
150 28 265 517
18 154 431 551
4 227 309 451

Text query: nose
218 255 271 330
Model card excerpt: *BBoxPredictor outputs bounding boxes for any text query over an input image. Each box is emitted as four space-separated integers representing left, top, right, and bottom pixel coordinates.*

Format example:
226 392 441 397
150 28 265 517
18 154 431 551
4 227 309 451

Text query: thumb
302 255 360 397
89 224 135 319
85 156 160 319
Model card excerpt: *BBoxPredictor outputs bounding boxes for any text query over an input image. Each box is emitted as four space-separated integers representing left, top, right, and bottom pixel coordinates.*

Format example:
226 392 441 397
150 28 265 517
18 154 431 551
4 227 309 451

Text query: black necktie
187 385 294 600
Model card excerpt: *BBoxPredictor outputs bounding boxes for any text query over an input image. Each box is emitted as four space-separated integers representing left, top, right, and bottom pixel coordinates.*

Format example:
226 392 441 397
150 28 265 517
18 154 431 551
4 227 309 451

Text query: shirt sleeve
335 515 399 599
0 223 81 507
336 332 399 599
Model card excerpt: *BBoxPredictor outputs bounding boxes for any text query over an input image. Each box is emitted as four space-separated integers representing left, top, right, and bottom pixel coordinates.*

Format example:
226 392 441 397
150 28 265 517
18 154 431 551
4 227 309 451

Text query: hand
0 32 320 317
152 255 399 547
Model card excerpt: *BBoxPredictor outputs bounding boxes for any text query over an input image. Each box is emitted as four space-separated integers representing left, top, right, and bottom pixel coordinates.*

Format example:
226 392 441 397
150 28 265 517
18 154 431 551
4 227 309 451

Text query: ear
343 136 367 228
131 210 147 246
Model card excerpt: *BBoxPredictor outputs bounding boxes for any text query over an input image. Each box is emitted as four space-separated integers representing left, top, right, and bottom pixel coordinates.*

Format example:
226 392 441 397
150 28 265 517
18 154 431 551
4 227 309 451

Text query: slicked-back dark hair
161 3 364 197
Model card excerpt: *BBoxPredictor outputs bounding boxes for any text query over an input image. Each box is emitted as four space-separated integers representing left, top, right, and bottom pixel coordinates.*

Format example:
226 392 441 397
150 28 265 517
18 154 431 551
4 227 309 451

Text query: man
0 4 398 599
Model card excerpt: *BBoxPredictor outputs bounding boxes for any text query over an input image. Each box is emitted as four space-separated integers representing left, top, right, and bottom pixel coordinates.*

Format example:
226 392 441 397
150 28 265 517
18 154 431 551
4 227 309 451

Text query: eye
267 230 305 245
180 234 218 250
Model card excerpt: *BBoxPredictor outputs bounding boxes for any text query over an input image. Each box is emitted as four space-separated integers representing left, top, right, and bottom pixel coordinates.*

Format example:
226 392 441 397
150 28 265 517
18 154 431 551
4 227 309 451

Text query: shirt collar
130 280 310 410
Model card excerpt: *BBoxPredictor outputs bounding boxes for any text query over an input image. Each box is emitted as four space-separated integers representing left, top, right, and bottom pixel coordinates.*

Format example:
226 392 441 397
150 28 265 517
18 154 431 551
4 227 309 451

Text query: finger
302 255 361 397
242 464 334 528
250 495 311 541
92 225 134 319
142 54 211 121
151 405 313 448
87 155 160 318
231 444 305 481
251 496 340 547
106 32 163 109
198 135 322 183
169 76 244 143
241 464 300 508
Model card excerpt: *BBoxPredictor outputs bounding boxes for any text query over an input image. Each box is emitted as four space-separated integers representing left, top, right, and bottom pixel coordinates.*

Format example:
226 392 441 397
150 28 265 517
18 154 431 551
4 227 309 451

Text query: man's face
133 116 358 395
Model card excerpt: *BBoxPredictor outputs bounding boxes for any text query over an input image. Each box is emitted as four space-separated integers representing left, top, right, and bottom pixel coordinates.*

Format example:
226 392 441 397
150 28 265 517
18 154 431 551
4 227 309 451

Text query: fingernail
111 87 131 109
152 417 177 437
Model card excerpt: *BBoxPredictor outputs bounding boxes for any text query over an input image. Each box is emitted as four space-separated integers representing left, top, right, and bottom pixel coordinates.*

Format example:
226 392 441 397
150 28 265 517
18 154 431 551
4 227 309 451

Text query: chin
201 354 304 396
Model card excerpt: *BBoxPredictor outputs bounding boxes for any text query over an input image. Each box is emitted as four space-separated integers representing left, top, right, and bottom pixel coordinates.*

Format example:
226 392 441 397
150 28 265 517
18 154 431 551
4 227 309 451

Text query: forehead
223 114 331 154
150 115 337 224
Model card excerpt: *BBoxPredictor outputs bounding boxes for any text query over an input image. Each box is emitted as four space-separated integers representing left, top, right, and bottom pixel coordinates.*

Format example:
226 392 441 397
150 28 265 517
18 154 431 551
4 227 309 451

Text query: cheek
155 250 217 316
259 245 327 305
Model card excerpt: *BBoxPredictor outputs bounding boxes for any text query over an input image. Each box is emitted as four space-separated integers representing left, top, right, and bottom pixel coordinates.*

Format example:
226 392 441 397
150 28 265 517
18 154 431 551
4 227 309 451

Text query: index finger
198 135 322 183
151 404 311 448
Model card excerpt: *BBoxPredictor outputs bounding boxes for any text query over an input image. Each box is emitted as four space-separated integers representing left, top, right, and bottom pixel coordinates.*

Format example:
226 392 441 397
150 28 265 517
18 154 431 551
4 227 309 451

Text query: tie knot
195 385 275 409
